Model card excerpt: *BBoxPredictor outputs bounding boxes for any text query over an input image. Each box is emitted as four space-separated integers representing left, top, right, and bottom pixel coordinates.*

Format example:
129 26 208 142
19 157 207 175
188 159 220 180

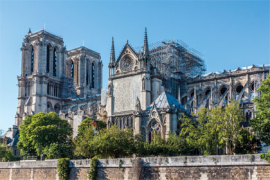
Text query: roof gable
146 92 186 112
116 43 138 65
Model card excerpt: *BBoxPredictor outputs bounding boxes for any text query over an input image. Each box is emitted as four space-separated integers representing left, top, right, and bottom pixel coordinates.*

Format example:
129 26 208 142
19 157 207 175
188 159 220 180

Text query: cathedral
4 28 270 153
104 28 270 142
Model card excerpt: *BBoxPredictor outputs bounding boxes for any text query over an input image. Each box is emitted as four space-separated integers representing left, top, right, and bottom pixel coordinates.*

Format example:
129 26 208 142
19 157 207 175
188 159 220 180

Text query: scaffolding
136 39 206 79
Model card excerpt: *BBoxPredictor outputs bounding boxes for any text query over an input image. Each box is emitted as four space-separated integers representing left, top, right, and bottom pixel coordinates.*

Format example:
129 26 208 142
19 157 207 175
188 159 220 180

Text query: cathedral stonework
10 28 270 145
104 28 270 143
15 29 102 138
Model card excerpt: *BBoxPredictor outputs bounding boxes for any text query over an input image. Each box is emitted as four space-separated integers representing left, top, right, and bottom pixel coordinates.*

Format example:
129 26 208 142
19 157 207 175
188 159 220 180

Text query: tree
136 133 192 157
180 108 223 155
43 143 74 159
0 147 16 162
250 75 270 146
234 128 262 154
180 101 245 155
17 112 73 157
219 101 244 154
74 117 106 158
0 141 18 162
90 125 135 158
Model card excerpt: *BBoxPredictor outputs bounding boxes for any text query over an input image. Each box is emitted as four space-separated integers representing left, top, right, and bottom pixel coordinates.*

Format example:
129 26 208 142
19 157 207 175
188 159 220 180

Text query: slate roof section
146 92 186 112
7 133 19 147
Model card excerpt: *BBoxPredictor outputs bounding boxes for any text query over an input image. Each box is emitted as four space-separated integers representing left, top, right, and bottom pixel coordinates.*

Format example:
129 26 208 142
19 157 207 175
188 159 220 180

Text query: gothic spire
28 28 31 34
142 27 149 60
110 37 115 64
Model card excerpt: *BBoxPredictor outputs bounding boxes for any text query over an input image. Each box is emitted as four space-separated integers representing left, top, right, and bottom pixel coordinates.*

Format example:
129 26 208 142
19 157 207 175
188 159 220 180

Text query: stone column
194 86 197 113
36 41 44 74
106 80 113 117
74 61 78 86
246 73 251 102
134 115 141 136
21 46 27 76
229 77 233 100
141 73 151 110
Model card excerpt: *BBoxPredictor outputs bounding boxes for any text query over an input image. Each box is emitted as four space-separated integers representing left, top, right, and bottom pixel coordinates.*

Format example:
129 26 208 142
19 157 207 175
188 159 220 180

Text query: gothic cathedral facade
9 28 270 145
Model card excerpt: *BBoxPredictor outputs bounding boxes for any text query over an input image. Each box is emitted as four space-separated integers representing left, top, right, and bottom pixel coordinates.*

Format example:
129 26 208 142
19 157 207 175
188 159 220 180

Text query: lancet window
53 48 57 76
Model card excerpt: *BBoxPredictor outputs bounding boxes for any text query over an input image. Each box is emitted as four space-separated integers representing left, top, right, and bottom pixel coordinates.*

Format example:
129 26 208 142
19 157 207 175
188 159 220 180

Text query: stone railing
0 154 268 169
0 159 58 168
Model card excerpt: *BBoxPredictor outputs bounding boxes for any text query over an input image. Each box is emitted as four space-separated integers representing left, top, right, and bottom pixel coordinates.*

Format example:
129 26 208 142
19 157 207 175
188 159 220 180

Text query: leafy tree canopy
0 146 16 162
234 128 262 154
17 112 72 157
180 101 247 155
74 117 107 158
250 75 270 145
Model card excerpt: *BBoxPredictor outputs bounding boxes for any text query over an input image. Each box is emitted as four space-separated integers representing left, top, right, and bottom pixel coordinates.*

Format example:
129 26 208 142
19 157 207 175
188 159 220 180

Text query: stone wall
0 155 269 180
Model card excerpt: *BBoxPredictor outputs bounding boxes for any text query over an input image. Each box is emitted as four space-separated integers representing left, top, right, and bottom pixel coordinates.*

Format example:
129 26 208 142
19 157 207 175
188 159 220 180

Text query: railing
21 156 38 161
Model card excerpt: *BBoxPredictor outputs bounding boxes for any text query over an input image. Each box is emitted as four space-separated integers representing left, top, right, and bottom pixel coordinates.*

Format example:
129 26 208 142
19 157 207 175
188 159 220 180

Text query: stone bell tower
15 29 66 126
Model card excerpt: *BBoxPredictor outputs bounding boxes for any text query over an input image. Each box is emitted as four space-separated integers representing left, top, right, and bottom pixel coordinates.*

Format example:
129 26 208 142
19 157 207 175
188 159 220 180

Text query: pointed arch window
86 61 89 86
46 46 50 73
92 63 95 88
71 61 74 78
31 47 34 74
47 84 50 95
53 48 57 76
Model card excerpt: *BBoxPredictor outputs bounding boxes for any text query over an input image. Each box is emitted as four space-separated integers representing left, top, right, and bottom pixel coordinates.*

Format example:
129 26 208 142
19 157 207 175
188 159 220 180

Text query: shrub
261 150 270 163
57 158 70 180
88 157 98 180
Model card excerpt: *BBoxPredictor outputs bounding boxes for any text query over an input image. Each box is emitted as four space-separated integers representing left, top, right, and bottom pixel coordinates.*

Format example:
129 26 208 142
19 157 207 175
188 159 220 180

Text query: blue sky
0 0 269 132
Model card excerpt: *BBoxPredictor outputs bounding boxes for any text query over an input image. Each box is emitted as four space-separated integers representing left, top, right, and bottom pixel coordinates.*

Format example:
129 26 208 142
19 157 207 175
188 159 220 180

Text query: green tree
137 133 191 157
180 108 223 155
0 141 18 162
234 128 262 154
220 101 244 154
74 117 106 158
250 75 270 146
0 147 16 162
44 143 74 159
17 112 73 157
180 101 245 155
90 125 135 158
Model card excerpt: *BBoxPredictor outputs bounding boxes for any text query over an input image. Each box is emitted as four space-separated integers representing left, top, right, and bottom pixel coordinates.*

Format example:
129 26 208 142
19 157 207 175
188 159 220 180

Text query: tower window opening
86 62 89 86
47 84 50 95
71 61 74 78
53 49 57 76
31 48 34 74
46 46 50 73
92 63 95 88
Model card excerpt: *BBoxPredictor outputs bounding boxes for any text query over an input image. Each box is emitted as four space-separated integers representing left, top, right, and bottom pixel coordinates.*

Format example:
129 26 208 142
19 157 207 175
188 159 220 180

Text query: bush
57 158 70 180
88 157 98 180
261 150 270 163
0 147 18 162
44 143 74 159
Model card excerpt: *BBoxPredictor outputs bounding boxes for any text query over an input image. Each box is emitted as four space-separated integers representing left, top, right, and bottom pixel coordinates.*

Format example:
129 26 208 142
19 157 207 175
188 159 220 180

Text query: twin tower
15 29 102 126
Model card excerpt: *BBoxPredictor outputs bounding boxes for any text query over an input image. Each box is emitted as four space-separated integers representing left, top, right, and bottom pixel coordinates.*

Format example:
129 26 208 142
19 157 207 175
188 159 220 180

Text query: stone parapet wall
0 154 269 180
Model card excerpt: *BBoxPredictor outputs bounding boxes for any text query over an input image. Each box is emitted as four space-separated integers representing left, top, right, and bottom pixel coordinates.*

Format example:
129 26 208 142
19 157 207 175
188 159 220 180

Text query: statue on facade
135 97 142 112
